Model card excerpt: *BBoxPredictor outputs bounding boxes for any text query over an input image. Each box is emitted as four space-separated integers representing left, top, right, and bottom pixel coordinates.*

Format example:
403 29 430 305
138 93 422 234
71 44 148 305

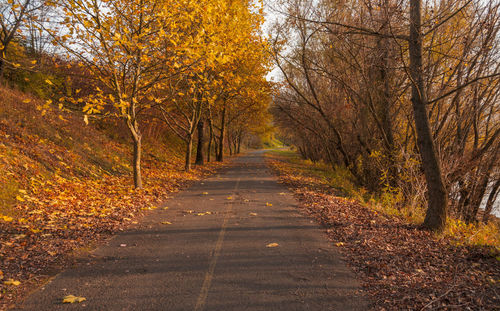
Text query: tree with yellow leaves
48 0 202 188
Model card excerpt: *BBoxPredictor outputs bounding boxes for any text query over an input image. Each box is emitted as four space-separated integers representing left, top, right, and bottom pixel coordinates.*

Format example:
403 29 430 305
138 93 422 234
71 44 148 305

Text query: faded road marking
194 177 241 311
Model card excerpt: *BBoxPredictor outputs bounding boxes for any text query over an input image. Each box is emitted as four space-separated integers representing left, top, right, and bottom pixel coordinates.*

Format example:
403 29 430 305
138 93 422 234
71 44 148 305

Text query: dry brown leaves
267 155 500 311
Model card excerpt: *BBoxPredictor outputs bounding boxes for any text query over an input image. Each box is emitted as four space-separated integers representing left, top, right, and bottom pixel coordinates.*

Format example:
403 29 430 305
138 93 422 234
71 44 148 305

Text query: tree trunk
216 102 226 162
129 126 143 189
409 0 448 232
0 55 5 81
237 132 242 154
207 117 213 162
185 134 193 171
195 119 204 165
133 136 142 189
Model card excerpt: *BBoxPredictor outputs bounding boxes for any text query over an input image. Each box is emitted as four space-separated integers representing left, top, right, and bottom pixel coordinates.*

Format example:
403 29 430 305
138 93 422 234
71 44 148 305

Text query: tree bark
195 119 204 165
216 101 226 162
185 134 193 171
409 0 448 232
128 123 143 189
207 117 213 162
237 132 242 154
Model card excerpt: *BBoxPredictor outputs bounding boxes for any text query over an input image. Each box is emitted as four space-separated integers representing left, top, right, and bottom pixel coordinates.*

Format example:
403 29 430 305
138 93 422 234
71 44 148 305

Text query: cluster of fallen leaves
267 153 500 310
0 160 225 309
0 87 227 309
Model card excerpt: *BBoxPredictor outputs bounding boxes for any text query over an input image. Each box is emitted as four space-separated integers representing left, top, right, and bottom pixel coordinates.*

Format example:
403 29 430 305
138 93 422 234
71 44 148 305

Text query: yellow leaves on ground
62 295 86 303
279 192 286 195
1 215 14 222
202 192 208 195
266 243 279 248
141 206 158 211
196 212 212 216
265 202 272 207
226 196 233 200
160 221 172 225
4 279 21 286
249 212 258 216
335 242 345 247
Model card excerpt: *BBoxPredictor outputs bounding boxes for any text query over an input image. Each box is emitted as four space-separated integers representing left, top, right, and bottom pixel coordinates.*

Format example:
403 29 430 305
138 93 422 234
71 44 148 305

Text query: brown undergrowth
266 150 500 311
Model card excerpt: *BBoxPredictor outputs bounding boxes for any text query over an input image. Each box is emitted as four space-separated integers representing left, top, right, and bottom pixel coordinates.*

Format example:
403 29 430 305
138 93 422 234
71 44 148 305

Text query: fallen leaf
62 295 86 303
161 221 172 225
279 192 286 195
335 242 344 247
202 192 208 195
266 243 279 248
2 216 13 222
4 279 20 286
249 212 258 216
266 202 272 206
226 196 233 200
47 251 57 256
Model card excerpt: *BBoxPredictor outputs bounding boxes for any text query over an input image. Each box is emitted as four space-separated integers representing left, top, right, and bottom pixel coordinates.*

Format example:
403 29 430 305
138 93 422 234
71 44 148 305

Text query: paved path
18 151 367 311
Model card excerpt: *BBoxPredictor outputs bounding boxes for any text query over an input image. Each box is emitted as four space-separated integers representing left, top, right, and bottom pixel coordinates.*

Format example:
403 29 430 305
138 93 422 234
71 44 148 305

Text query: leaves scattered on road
266 243 279 248
62 295 86 303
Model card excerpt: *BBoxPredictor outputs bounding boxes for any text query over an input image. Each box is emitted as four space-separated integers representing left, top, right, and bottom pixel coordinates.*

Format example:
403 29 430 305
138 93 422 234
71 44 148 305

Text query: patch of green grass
266 149 360 198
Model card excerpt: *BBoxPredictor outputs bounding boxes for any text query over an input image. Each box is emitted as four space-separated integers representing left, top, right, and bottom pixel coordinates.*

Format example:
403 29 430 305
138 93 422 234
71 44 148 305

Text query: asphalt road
17 151 367 311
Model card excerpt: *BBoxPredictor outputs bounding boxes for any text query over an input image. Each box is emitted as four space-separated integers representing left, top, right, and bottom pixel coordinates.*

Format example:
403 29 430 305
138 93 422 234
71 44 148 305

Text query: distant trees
0 0 47 77
271 0 500 230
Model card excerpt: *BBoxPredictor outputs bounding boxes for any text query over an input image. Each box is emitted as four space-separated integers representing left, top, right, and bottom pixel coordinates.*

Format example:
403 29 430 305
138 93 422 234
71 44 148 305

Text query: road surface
17 151 367 311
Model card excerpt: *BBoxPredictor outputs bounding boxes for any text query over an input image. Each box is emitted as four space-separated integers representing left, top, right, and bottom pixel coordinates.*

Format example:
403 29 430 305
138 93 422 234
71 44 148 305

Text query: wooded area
270 0 500 231
1 0 273 187
0 0 499 309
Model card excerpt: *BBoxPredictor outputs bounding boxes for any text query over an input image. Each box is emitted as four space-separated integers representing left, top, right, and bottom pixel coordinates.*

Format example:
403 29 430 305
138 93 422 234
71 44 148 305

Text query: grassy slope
0 86 224 309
